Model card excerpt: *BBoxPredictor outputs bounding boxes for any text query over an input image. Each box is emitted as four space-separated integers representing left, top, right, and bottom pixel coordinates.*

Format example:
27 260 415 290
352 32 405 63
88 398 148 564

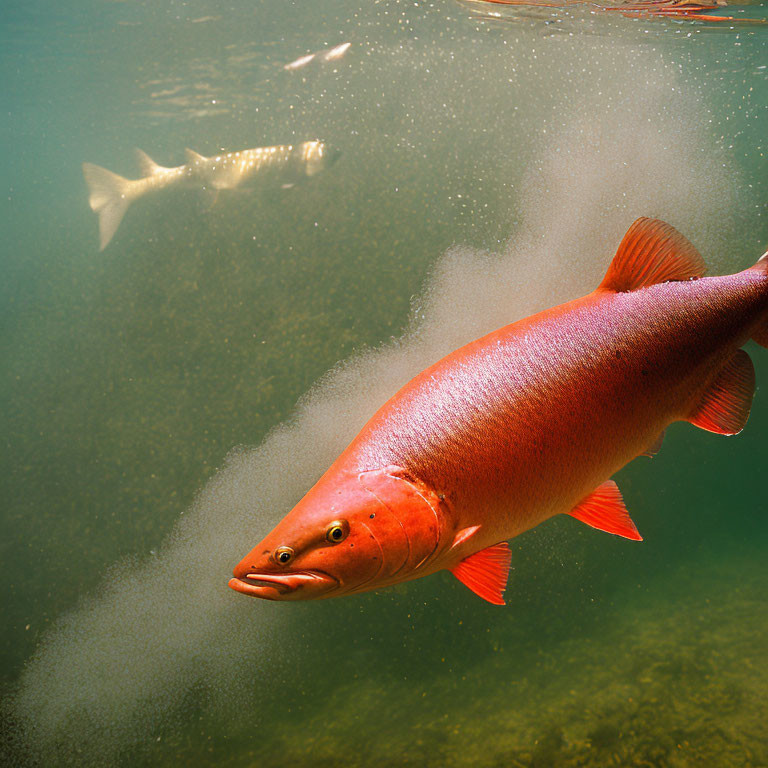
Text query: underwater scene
2 0 767 765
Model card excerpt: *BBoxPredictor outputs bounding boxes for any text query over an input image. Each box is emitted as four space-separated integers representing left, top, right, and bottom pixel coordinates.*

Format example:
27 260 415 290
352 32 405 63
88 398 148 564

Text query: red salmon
229 218 768 604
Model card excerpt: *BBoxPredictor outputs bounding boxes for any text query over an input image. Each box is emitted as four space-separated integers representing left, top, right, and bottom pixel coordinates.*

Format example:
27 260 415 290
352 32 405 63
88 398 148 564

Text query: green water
1 0 767 765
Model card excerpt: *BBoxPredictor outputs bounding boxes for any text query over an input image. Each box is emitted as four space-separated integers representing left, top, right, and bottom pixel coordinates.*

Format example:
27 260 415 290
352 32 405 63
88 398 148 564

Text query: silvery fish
82 140 339 250
283 42 352 71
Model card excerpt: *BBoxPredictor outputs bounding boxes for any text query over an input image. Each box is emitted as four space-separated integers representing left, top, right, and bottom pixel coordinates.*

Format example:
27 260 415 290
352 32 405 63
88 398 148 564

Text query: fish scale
230 218 768 605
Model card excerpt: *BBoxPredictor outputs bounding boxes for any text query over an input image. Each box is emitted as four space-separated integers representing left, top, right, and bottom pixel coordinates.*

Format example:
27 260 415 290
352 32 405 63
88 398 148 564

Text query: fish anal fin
184 147 208 165
450 541 511 605
599 218 707 293
642 430 665 458
567 480 642 541
688 349 755 435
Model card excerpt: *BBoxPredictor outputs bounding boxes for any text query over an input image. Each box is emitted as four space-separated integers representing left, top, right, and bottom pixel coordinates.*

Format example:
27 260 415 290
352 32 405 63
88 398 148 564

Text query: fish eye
325 519 349 544
274 546 294 565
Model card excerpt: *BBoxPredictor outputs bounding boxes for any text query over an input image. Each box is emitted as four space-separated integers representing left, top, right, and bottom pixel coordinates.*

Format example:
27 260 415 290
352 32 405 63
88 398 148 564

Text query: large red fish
229 219 768 605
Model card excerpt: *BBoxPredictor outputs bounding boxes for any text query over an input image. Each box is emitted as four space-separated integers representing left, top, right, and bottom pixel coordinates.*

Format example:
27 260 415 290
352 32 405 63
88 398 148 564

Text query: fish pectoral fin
598 218 707 293
449 541 511 606
687 349 755 435
641 430 665 458
449 525 481 551
567 480 643 541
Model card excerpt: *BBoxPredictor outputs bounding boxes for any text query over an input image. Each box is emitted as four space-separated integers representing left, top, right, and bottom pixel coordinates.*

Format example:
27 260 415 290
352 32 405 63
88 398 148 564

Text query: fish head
229 465 448 601
299 139 340 176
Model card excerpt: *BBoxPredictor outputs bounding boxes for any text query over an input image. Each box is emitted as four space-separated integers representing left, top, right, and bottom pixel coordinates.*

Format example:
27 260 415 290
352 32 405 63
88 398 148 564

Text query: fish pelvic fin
450 541 511 605
82 162 133 251
598 218 707 293
688 349 755 435
567 480 643 541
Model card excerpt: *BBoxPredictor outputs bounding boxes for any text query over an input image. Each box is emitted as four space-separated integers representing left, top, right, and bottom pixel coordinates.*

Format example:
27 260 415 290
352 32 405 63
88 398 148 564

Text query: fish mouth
228 570 338 601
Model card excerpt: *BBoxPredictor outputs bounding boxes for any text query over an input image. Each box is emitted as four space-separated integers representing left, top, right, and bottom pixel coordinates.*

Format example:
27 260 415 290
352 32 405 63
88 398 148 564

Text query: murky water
1 0 766 765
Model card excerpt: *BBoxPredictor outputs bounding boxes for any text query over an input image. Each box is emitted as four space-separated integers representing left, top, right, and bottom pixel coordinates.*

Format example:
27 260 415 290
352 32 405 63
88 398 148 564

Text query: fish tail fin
749 249 768 348
82 162 134 251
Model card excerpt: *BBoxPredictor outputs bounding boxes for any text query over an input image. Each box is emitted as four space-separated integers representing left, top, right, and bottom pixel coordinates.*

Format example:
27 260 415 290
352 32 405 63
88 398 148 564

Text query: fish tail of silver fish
82 162 134 251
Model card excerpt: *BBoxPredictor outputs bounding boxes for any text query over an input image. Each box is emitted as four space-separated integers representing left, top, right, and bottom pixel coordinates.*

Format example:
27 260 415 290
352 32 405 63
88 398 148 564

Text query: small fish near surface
230 218 768 605
82 140 340 251
283 42 352 71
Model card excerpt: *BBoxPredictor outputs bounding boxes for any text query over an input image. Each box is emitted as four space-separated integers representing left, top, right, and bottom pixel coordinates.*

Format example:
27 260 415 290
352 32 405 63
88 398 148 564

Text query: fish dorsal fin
688 349 755 435
450 542 511 605
134 148 167 177
598 218 707 293
184 147 208 165
567 480 642 541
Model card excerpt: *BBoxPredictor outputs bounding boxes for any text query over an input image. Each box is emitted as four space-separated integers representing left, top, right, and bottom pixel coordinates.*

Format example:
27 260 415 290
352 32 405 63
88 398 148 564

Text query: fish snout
228 568 338 601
